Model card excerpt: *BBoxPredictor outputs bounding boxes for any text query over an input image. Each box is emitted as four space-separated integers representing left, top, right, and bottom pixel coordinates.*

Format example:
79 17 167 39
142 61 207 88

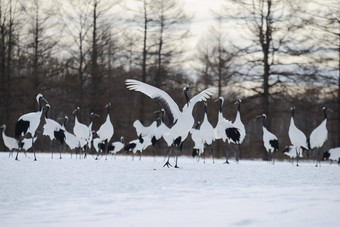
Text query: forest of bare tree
0 0 339 160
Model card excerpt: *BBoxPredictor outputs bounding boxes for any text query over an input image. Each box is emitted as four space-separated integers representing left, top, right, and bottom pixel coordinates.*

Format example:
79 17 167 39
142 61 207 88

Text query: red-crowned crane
126 79 215 168
258 114 279 164
232 100 246 162
97 103 114 160
288 107 309 166
215 97 240 164
15 93 48 161
43 104 65 159
0 124 19 158
309 107 329 167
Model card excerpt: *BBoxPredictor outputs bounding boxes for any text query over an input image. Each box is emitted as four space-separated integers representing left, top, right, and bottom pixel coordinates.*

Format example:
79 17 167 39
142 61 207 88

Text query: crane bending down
126 79 216 168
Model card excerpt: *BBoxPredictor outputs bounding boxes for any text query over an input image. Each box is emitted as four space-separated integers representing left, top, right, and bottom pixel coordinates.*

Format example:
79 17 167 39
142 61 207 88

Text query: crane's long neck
38 99 42 112
184 90 190 107
45 107 50 119
262 117 266 128
218 100 223 122
237 101 241 111
291 108 295 118
107 105 110 115
323 109 327 120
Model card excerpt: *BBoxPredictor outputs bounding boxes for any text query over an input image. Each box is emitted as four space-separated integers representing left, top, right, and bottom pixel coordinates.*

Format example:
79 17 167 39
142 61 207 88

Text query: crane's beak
42 97 48 104
94 114 100 117
328 108 334 112
72 109 77 115
256 115 262 119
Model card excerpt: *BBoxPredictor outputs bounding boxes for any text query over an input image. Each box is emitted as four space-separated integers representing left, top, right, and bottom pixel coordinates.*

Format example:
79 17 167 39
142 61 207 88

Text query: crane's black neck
323 108 327 119
138 134 144 143
195 122 201 129
184 90 190 106
219 100 223 113
291 108 295 118
106 105 110 115
38 98 43 112
161 110 165 123
237 101 241 111
262 116 266 128
204 103 207 114
90 114 95 123
63 117 68 127
45 106 50 119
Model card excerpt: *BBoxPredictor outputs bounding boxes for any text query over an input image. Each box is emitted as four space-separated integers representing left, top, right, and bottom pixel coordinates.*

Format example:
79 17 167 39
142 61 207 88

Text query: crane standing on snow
309 107 329 167
258 114 279 164
15 94 48 161
288 107 309 166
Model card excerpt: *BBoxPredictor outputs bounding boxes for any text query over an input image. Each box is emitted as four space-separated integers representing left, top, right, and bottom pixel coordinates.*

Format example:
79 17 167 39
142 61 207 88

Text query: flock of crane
1 79 340 167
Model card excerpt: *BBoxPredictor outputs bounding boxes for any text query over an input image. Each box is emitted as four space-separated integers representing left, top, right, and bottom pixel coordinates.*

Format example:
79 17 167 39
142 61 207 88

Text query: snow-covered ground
1 152 339 227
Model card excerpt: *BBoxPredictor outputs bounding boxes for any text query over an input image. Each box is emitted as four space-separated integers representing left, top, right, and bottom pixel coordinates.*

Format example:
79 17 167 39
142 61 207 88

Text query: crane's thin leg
296 148 299 167
211 142 215 164
174 148 179 168
105 140 108 161
237 144 241 163
50 141 54 159
224 142 229 164
316 147 320 167
15 148 20 161
59 143 62 159
234 144 239 164
139 151 142 161
163 146 173 168
32 137 37 161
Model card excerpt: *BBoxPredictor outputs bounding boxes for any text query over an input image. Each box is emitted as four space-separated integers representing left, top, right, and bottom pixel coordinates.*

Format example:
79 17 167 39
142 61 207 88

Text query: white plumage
190 122 204 158
97 103 114 142
199 103 215 162
310 107 329 167
20 137 37 151
233 100 246 144
126 79 215 168
259 114 279 163
1 124 19 156
288 107 308 166
109 137 125 156
125 135 152 160
133 120 157 138
72 107 89 142
215 97 240 164
15 93 48 161
43 104 65 159
326 147 340 165
283 146 303 158
43 105 62 141
62 116 80 151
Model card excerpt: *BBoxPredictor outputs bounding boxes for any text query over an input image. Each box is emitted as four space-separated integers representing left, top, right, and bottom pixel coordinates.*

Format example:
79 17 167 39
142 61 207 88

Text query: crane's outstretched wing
182 87 216 111
125 79 181 125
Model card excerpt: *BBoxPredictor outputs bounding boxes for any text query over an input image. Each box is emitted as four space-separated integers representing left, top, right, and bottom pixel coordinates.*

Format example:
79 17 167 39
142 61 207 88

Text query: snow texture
1 152 340 227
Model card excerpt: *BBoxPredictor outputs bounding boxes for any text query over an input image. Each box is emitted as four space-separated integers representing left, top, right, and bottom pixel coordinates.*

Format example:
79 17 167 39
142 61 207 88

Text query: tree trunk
139 0 148 122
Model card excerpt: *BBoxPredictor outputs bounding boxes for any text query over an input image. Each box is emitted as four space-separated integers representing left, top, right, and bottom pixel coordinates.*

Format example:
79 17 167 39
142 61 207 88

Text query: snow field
0 152 340 226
